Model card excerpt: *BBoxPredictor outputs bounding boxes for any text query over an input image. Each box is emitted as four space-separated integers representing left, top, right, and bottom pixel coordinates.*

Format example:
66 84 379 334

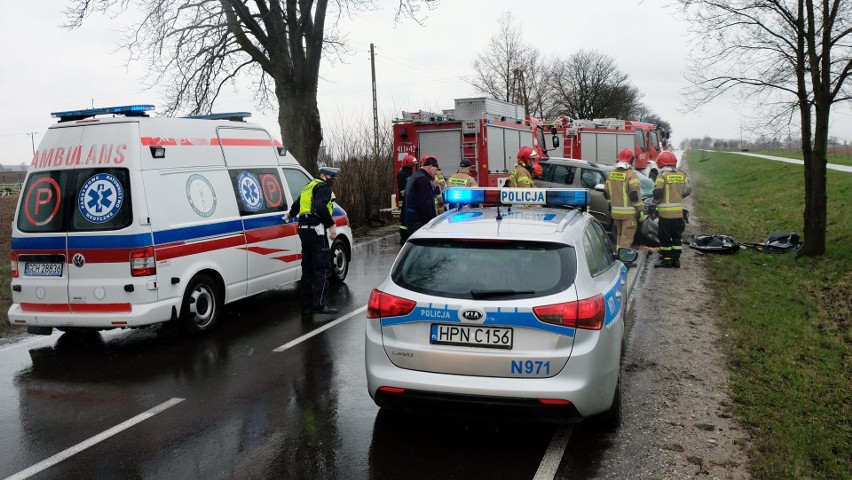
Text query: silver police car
365 188 638 425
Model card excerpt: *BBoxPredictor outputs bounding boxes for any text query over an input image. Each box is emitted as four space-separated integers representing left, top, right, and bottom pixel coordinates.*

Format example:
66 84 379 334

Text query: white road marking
5 397 184 480
533 425 574 480
272 305 368 352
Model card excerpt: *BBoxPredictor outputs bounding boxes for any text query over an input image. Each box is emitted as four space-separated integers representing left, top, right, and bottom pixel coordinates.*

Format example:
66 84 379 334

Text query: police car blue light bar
51 104 155 122
444 187 589 207
183 112 252 121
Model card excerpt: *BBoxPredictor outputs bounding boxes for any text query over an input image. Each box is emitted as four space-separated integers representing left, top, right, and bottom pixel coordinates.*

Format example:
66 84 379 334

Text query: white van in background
9 105 352 336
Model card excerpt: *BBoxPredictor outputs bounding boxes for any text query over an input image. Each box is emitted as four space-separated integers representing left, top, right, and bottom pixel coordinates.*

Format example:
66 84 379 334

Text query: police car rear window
392 239 577 300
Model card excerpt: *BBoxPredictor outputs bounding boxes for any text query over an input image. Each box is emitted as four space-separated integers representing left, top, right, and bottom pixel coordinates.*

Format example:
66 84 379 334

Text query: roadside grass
687 150 851 479
748 149 852 167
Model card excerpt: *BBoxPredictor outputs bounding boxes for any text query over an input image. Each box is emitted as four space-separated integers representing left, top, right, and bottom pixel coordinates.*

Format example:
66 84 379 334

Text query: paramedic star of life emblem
237 171 263 211
78 173 124 224
186 174 217 217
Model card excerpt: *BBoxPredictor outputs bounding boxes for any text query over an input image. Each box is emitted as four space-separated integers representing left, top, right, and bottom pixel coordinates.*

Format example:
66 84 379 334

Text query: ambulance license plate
430 324 513 349
24 262 64 277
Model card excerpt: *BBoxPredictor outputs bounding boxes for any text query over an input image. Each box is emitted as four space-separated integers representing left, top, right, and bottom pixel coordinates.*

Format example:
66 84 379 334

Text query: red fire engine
539 117 669 179
391 97 544 199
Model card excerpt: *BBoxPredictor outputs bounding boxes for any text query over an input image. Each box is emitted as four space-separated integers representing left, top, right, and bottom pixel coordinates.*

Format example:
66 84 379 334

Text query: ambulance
9 105 352 336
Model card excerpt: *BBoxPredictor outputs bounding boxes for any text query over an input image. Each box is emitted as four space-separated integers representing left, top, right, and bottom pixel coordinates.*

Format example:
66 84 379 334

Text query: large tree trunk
799 102 829 257
276 81 323 176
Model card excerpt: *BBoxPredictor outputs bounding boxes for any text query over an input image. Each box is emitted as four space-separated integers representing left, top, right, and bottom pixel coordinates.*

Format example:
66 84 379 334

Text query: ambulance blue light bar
444 187 589 207
51 104 155 122
183 112 252 121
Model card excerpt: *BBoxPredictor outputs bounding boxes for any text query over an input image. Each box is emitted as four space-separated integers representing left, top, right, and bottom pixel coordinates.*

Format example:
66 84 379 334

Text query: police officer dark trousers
288 167 341 315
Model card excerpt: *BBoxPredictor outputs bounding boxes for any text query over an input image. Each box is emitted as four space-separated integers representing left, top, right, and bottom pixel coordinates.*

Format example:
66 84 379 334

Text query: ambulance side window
17 171 73 233
72 168 133 232
281 168 312 204
229 168 288 216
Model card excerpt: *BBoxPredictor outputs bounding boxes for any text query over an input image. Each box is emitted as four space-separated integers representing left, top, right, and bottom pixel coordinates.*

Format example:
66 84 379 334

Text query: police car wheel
331 239 349 283
180 274 221 335
598 375 623 431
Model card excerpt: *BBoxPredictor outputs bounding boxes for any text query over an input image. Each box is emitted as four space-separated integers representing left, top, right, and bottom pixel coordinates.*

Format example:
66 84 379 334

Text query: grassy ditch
687 150 851 479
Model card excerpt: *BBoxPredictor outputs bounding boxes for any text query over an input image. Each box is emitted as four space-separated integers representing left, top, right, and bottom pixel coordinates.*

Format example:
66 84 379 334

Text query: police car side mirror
617 248 639 264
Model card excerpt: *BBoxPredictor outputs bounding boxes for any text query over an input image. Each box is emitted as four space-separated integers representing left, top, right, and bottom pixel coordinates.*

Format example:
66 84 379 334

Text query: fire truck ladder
462 139 477 167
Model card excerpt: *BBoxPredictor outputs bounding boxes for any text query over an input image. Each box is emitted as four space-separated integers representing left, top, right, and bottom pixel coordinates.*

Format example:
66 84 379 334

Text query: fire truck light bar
51 104 155 122
444 188 589 207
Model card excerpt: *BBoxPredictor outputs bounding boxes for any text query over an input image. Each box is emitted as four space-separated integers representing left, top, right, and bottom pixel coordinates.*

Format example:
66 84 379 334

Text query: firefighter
653 150 690 268
531 161 543 180
447 159 478 187
287 167 341 315
396 154 417 205
604 148 644 251
508 146 537 188
433 167 447 213
400 155 440 244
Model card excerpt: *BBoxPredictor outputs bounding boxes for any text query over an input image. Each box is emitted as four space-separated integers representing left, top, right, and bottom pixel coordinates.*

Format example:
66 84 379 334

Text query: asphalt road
0 234 645 480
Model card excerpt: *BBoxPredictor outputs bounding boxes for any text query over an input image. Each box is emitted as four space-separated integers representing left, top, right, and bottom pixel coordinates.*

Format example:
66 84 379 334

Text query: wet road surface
0 236 646 479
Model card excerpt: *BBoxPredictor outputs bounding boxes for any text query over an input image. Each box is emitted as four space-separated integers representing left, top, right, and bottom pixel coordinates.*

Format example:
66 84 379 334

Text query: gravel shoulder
579 161 751 479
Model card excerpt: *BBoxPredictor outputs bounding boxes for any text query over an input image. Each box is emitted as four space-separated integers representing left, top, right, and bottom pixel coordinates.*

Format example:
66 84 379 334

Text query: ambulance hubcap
189 285 216 326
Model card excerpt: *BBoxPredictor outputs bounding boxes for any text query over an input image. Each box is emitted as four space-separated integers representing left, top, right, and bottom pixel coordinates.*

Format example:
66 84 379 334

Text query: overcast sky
2 0 850 166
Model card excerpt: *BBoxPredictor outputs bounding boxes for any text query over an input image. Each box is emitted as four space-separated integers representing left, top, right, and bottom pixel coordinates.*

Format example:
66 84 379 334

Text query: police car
365 187 638 425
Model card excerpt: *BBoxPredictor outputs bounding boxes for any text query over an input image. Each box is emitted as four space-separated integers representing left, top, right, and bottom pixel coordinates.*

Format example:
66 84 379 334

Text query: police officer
605 148 644 252
508 146 537 188
287 166 340 314
400 155 439 244
447 159 478 188
653 151 690 268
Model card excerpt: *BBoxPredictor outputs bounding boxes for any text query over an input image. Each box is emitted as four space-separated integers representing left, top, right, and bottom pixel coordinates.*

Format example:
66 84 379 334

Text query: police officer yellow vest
298 179 334 217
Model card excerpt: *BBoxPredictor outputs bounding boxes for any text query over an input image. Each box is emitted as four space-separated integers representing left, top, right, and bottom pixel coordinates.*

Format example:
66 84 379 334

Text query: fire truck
391 97 543 198
538 117 669 180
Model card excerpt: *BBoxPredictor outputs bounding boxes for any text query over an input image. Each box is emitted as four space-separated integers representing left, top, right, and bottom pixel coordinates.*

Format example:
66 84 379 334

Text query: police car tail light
130 247 156 277
533 294 605 330
367 289 416 319
10 252 18 278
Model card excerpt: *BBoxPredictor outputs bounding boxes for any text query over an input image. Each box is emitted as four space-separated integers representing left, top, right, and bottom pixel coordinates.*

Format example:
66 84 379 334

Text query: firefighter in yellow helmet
604 148 644 251
653 151 691 268
508 146 537 188
287 166 340 315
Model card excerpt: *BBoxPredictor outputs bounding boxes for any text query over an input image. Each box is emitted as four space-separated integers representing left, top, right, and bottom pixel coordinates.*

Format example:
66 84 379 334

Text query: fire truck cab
538 117 668 180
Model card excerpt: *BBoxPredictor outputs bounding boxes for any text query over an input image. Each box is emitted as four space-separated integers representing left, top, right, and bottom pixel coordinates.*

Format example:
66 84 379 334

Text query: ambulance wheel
180 274 221 335
331 239 349 283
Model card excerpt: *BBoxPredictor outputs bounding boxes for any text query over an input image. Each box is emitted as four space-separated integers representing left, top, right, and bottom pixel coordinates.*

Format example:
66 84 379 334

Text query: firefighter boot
654 256 673 268
671 251 681 268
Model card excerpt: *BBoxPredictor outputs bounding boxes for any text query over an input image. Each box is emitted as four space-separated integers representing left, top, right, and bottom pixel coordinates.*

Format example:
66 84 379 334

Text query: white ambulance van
9 105 352 336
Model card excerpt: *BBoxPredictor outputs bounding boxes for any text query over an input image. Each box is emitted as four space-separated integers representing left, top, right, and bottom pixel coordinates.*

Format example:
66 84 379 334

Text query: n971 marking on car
511 360 551 376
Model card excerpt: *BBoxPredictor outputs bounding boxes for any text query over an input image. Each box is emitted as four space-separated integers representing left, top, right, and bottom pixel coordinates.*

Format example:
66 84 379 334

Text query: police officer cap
319 167 340 177
460 159 472 167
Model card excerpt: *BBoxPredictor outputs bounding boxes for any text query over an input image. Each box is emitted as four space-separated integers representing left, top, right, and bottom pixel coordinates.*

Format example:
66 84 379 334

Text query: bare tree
678 0 852 257
549 50 643 120
63 0 437 175
470 11 550 116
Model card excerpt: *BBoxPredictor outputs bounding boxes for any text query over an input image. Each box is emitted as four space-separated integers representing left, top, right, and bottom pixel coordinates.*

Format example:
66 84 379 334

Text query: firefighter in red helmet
396 154 417 205
508 146 537 188
604 148 644 251
653 150 691 268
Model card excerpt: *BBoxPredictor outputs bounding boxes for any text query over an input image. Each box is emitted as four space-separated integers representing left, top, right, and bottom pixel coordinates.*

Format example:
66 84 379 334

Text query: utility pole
370 43 379 155
26 132 37 155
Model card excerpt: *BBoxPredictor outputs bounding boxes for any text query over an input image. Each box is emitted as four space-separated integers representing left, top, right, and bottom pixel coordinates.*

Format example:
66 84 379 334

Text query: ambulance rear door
12 126 84 314
65 123 156 318
218 127 299 295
